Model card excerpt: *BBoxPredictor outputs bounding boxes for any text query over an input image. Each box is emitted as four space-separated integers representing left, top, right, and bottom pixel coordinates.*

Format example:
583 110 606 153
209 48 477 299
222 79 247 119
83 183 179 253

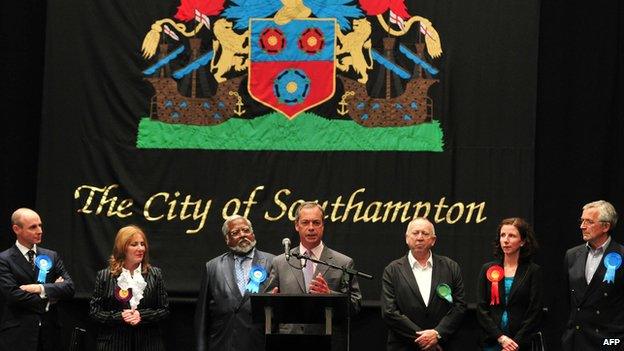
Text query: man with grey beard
194 215 275 351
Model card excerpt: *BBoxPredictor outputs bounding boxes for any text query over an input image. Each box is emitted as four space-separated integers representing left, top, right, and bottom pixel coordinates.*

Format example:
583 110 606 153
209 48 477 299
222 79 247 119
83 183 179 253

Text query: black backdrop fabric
2 0 623 350
35 0 538 301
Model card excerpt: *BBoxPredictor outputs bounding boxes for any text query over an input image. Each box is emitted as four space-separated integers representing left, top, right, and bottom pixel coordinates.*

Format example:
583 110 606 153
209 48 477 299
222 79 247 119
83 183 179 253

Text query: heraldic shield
248 18 336 119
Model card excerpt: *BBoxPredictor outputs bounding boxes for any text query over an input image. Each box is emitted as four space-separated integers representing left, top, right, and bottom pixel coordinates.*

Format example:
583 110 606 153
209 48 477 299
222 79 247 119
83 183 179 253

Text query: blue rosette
245 265 267 293
35 255 53 283
603 252 622 283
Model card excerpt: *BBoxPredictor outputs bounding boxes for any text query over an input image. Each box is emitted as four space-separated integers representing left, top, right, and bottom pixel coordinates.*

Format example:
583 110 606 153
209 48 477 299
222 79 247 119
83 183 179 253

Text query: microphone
282 238 291 260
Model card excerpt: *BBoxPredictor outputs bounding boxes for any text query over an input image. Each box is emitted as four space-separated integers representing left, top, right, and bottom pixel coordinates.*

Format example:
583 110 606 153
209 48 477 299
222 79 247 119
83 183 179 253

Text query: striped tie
27 250 35 271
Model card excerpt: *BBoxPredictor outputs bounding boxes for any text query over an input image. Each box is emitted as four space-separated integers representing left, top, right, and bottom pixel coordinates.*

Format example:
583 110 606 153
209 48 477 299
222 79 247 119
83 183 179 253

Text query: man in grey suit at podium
265 201 361 349
194 215 275 351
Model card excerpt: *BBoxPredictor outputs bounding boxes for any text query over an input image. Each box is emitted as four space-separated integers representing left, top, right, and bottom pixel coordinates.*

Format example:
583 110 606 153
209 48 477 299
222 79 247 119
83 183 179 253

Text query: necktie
27 250 35 271
235 256 248 295
303 250 314 292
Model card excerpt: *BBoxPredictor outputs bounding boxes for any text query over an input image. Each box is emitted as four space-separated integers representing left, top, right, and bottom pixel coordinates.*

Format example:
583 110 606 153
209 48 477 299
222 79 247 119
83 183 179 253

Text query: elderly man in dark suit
562 200 624 351
381 217 466 351
194 215 274 351
0 208 75 351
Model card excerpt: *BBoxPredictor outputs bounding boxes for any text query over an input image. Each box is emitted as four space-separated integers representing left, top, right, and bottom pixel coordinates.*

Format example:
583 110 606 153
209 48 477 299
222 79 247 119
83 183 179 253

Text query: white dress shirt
408 250 433 306
299 242 324 274
585 236 611 284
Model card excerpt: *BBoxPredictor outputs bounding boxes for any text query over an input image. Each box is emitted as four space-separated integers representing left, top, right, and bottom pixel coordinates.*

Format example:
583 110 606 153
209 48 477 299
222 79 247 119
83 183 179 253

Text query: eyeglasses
579 219 606 226
409 230 433 238
228 227 252 238
298 220 323 228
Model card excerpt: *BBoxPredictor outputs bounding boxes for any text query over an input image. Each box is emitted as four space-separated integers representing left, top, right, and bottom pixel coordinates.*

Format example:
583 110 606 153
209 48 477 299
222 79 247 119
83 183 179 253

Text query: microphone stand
290 252 373 351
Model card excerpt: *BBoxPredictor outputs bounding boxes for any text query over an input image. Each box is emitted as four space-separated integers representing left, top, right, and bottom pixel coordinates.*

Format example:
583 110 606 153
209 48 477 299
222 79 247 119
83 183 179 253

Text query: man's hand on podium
309 274 330 294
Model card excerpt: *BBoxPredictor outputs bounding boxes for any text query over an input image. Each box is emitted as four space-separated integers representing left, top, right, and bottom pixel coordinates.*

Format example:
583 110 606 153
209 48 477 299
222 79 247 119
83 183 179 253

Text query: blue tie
235 256 248 295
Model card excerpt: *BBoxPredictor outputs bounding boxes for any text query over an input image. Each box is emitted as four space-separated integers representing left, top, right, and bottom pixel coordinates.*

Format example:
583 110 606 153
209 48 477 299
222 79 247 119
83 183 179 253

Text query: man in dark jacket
0 208 75 351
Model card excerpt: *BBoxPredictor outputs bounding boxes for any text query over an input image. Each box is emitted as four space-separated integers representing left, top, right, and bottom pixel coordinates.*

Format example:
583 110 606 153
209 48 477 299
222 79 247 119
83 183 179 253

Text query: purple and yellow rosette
245 265 267 293
486 265 504 305
436 283 453 303
114 286 133 303
34 255 52 283
603 252 622 284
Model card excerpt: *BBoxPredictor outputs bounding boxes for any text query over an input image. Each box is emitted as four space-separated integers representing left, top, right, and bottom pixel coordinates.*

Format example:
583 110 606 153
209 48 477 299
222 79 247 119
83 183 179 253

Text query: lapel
429 254 441 307
287 247 307 293
507 261 529 305
223 252 241 298
582 240 617 303
10 245 37 282
236 251 267 308
316 246 332 278
570 245 589 301
399 255 427 307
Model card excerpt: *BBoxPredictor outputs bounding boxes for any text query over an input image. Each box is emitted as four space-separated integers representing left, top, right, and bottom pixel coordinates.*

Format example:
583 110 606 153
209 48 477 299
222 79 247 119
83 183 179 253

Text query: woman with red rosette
89 225 170 351
476 218 542 351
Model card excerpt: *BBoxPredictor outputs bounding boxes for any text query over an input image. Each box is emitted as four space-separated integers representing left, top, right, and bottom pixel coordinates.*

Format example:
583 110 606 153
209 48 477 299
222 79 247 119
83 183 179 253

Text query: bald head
406 217 436 237
11 208 43 248
11 208 39 226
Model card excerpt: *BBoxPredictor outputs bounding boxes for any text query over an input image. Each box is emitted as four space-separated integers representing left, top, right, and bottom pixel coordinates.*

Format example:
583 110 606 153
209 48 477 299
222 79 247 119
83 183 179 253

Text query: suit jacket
89 266 170 351
561 239 624 351
194 249 274 351
265 245 362 313
381 253 466 351
264 245 361 351
476 260 542 349
0 245 74 351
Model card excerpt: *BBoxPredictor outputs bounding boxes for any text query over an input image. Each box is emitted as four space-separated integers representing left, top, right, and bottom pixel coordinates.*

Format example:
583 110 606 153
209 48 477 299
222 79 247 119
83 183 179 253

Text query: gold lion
335 19 373 84
211 19 250 83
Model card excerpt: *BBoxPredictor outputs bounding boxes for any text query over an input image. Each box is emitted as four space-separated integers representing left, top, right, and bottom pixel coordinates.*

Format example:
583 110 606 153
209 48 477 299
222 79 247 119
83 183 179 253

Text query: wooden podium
251 293 349 351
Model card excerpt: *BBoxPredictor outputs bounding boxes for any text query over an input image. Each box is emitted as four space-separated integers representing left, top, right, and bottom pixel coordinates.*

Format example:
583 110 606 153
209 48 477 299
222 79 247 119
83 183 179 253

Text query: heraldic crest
141 0 443 127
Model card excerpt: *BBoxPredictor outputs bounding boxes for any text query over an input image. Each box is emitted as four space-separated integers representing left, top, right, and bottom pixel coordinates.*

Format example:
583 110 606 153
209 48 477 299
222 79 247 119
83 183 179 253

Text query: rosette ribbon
436 283 453 303
115 286 133 304
486 265 504 305
603 252 622 284
246 265 267 293
35 255 52 283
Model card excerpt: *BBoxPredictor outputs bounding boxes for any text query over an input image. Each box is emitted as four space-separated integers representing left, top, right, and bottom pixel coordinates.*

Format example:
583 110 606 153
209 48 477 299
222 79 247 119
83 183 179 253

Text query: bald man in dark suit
0 208 74 351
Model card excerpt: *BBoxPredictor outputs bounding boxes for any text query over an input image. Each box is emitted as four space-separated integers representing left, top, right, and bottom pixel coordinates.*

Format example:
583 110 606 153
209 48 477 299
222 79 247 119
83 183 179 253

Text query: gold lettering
412 201 431 219
265 189 290 221
167 191 181 220
382 201 410 222
446 202 464 224
465 202 487 223
363 201 383 222
287 199 305 221
343 188 366 222
185 199 212 234
243 185 264 218
222 198 241 218
329 196 346 221
74 184 109 214
433 197 448 223
144 192 169 221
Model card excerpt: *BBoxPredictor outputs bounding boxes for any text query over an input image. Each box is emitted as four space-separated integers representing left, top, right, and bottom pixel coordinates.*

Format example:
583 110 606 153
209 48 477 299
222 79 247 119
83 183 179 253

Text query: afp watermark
603 338 621 347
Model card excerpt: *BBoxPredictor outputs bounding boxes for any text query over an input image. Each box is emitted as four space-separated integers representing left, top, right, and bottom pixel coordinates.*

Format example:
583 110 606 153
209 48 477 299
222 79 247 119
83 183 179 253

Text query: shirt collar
586 235 611 254
122 263 142 276
408 250 433 269
300 241 324 259
15 240 37 256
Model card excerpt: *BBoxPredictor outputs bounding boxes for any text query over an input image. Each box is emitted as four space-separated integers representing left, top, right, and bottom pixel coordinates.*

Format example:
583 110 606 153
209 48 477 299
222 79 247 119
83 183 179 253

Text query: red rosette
486 265 504 305
259 28 285 54
298 28 324 54
114 286 133 303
